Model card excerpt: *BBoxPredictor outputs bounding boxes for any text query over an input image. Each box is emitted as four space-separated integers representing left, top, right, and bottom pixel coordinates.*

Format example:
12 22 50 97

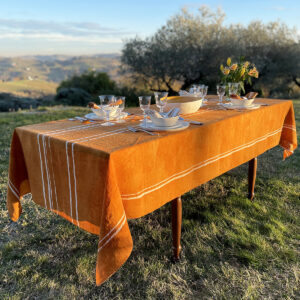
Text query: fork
127 126 159 136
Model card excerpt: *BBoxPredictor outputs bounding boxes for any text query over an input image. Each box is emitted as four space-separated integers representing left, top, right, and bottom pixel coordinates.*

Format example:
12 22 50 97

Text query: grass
0 80 58 98
0 103 299 299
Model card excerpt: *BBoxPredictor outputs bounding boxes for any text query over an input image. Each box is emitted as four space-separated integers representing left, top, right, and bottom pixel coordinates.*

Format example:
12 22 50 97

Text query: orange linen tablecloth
7 98 297 285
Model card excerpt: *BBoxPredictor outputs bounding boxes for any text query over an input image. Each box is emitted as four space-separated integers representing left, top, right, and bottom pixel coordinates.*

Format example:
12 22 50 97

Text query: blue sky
0 0 299 56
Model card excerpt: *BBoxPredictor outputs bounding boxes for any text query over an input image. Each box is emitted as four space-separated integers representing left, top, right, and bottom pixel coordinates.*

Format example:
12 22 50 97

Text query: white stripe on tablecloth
42 135 53 210
71 143 79 226
47 136 58 210
283 125 296 131
37 134 48 209
65 141 73 222
98 214 127 253
122 127 282 200
98 212 126 247
8 181 19 199
8 178 19 195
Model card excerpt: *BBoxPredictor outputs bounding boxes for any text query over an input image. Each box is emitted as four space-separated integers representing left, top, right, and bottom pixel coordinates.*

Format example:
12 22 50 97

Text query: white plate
140 120 190 132
221 103 261 110
85 112 128 121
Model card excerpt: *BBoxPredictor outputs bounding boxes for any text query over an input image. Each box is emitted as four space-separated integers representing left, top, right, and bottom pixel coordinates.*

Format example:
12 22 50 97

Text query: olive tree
121 6 299 96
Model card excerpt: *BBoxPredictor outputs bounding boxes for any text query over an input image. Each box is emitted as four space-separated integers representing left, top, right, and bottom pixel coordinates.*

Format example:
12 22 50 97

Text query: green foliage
57 71 117 97
121 6 300 97
55 88 93 106
56 71 150 107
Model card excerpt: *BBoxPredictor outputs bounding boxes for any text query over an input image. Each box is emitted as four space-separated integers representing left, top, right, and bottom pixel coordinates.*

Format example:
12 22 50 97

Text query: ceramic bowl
150 115 179 127
230 98 255 107
166 96 202 114
91 107 118 118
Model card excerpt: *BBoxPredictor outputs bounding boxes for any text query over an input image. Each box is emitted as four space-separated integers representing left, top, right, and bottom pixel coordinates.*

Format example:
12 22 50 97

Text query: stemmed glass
154 92 168 113
138 96 151 127
99 95 116 126
115 96 126 123
216 84 226 105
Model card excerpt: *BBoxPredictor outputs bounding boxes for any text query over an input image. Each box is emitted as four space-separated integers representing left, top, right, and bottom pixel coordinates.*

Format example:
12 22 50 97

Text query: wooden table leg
248 157 257 201
171 196 182 261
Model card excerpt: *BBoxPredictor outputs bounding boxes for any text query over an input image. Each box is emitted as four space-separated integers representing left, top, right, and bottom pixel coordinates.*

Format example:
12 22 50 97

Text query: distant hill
0 54 121 83
0 54 121 98
0 80 58 98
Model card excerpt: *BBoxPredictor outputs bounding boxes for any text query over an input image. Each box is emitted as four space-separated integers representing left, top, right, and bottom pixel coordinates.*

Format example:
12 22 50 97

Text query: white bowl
91 107 118 118
150 115 179 127
166 96 202 114
230 98 255 107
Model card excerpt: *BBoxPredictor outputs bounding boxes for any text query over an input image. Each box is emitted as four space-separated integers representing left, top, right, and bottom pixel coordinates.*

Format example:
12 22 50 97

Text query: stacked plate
221 102 261 110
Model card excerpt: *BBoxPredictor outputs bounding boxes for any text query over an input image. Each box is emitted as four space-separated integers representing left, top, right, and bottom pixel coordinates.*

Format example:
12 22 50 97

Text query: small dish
91 107 118 118
230 98 255 107
150 115 179 127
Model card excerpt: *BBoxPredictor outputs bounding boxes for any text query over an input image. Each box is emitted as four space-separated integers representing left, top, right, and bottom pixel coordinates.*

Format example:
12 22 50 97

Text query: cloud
0 19 134 43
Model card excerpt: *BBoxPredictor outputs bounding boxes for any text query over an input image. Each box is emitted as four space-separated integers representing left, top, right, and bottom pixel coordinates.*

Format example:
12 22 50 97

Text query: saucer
140 120 189 132
221 103 261 110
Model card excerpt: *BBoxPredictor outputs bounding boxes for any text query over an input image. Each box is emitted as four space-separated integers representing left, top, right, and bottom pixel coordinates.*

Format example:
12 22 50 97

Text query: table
7 98 297 285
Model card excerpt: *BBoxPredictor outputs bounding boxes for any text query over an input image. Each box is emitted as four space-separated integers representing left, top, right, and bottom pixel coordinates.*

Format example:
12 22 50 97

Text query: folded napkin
231 92 258 100
146 108 180 119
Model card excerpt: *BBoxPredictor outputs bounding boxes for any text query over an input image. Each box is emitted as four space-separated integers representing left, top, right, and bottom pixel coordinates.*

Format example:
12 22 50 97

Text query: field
0 80 58 98
0 103 299 299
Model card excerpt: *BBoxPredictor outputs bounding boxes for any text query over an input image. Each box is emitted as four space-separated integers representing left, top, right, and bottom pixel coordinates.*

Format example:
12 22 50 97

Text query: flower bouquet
220 57 259 98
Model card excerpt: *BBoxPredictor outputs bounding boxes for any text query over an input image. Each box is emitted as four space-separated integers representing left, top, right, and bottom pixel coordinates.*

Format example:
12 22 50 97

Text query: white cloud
0 19 135 43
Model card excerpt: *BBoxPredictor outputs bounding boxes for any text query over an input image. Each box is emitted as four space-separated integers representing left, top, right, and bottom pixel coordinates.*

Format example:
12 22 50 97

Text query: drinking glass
216 84 226 105
115 96 126 123
228 82 239 96
154 92 168 113
99 95 116 126
202 85 208 101
138 96 151 127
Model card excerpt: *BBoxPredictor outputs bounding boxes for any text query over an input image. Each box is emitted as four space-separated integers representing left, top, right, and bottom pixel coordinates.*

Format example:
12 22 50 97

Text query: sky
0 0 299 57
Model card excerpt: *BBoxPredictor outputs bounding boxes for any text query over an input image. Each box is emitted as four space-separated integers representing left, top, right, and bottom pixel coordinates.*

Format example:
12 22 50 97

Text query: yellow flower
230 63 237 71
223 68 230 75
240 67 245 76
254 71 259 78
244 61 250 68
249 68 257 77
220 64 224 72
227 57 231 66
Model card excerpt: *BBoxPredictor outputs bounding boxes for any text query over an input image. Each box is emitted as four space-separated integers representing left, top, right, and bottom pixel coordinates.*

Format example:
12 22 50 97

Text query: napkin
88 102 100 109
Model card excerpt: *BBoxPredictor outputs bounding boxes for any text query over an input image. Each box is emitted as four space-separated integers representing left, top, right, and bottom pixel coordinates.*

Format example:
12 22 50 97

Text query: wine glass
115 96 126 123
154 92 168 113
138 96 151 127
216 84 226 105
99 95 116 126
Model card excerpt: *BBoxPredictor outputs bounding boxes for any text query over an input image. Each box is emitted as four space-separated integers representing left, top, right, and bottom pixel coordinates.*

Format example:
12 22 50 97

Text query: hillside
0 54 121 83
0 80 58 98
0 54 122 98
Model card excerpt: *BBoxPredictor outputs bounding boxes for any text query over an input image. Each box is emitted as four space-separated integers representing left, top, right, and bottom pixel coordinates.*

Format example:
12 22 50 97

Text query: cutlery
69 116 96 122
179 117 203 125
127 126 159 136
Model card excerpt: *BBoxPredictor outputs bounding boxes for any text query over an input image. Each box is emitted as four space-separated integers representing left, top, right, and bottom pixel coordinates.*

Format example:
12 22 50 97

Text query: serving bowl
230 98 255 107
150 115 179 127
166 96 202 114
